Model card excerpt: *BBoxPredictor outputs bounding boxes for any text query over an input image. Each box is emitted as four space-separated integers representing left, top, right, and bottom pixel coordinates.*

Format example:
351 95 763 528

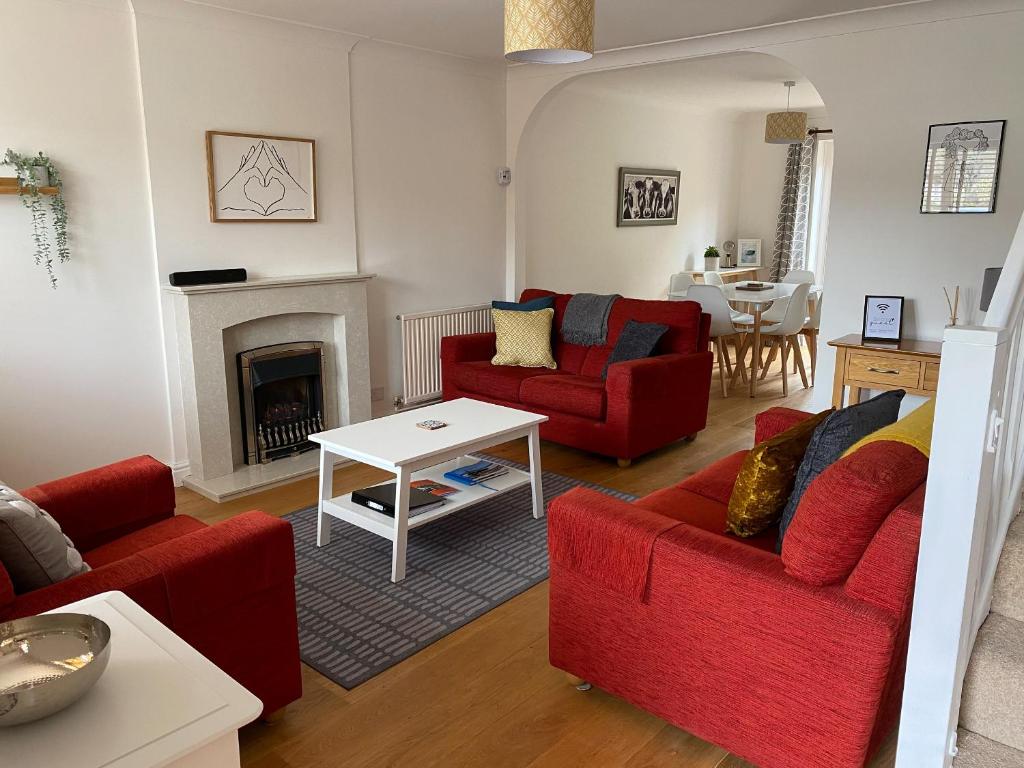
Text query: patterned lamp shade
505 0 595 64
764 110 809 144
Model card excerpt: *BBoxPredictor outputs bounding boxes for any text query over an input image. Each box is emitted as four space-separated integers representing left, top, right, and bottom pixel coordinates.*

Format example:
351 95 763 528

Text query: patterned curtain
770 136 814 281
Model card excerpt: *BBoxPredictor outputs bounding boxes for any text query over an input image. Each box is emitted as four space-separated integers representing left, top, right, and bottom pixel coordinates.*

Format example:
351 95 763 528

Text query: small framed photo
206 130 318 222
736 239 762 268
920 120 1005 214
618 167 680 226
862 296 905 343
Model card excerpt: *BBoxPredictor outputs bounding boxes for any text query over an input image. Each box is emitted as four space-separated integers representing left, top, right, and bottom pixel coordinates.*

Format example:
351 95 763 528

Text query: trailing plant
2 149 70 288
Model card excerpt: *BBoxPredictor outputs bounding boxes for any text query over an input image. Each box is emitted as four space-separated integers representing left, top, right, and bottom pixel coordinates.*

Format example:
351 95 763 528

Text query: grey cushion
602 319 669 379
492 296 555 312
776 389 906 552
0 482 90 593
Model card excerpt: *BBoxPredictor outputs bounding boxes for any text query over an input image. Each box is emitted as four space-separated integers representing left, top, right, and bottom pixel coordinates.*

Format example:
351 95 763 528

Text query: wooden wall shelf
0 177 58 195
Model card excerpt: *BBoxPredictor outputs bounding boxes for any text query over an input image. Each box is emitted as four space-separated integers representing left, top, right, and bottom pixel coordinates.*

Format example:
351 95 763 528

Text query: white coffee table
309 398 548 583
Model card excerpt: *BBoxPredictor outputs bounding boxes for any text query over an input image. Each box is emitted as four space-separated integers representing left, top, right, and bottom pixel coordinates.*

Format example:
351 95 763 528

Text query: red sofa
547 407 928 768
441 289 713 464
1 456 302 716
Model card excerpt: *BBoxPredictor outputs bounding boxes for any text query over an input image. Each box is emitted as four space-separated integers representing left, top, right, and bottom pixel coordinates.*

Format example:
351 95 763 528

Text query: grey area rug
286 457 635 689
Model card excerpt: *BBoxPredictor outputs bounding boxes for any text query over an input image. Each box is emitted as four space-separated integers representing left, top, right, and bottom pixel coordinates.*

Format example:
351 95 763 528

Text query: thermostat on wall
497 167 512 186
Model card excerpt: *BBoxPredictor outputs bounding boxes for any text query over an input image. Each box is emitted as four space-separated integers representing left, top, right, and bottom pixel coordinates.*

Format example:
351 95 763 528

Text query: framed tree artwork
206 131 318 222
920 120 1005 214
618 167 680 226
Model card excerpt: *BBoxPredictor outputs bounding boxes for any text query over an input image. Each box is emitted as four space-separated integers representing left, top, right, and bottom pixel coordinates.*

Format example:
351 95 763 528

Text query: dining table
670 280 823 397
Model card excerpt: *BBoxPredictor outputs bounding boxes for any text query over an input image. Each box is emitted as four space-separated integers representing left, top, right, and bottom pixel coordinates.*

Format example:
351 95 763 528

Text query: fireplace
237 342 326 465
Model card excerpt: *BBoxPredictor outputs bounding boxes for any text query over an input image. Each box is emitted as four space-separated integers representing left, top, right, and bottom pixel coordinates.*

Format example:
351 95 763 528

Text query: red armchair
547 407 927 768
441 289 713 464
1 456 302 716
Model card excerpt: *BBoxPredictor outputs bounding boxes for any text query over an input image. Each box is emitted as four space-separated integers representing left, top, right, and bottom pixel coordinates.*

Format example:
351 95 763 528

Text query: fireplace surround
163 272 373 501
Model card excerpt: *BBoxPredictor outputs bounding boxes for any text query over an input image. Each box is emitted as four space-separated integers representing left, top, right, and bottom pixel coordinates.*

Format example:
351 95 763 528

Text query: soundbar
168 268 247 287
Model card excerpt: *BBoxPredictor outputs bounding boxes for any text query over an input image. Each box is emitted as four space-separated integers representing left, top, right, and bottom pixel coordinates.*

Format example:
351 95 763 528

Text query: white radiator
398 303 492 407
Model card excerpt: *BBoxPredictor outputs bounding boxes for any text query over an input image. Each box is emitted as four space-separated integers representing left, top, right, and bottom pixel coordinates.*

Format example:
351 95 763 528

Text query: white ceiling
566 53 825 115
187 0 917 61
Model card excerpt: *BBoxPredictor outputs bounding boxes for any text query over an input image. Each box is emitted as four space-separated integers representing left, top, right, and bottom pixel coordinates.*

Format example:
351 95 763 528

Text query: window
806 136 833 280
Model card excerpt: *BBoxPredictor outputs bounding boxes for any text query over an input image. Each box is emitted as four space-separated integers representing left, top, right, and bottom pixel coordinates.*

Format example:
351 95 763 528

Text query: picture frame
206 130 318 223
617 167 680 227
920 120 1005 214
736 238 762 268
862 295 905 343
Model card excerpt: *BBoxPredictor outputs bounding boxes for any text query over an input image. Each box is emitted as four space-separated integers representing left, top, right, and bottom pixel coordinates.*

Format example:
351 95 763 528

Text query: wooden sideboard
828 334 942 408
688 267 760 283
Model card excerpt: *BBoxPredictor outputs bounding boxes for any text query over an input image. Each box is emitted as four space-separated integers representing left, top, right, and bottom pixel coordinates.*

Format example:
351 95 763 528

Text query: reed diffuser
944 285 960 327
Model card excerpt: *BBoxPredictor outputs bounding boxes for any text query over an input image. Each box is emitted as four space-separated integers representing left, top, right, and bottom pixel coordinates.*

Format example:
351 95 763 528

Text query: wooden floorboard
175 355 895 767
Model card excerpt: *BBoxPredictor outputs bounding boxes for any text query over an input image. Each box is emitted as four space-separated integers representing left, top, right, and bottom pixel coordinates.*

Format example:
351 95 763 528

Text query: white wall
1 0 507 487
0 0 173 487
518 87 741 298
507 2 1024 413
349 42 507 407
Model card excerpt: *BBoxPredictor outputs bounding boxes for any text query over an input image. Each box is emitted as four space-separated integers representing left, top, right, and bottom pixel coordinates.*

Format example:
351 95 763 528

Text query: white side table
0 591 262 768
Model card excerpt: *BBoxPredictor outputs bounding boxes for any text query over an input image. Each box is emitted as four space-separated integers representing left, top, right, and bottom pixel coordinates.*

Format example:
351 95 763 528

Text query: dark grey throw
561 293 620 346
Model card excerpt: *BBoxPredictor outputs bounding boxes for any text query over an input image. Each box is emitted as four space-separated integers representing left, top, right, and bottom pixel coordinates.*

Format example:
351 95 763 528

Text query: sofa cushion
0 482 90 593
445 360 558 403
84 514 207 569
777 390 905 551
635 485 777 552
679 450 749 505
492 295 555 312
782 441 929 586
520 375 607 421
491 307 557 369
602 320 669 379
726 409 831 537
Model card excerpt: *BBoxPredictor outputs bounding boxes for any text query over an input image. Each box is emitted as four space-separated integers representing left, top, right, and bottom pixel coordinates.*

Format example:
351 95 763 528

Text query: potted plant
2 149 70 288
704 245 720 272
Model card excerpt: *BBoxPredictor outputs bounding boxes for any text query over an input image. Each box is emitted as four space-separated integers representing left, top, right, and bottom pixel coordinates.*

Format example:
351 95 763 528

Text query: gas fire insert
237 341 326 465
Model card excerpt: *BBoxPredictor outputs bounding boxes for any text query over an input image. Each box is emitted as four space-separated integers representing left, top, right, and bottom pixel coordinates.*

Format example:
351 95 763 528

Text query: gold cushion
726 409 832 537
491 308 557 369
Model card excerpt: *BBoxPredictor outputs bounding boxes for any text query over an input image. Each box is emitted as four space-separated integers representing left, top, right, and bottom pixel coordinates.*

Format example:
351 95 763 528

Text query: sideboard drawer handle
867 366 901 375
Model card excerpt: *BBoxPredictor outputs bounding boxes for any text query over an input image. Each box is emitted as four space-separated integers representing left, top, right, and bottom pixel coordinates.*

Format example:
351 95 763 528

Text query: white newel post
896 326 1007 767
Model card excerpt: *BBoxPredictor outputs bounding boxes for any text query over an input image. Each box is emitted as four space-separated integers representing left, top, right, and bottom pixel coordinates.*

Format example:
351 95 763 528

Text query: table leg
528 426 545 519
316 448 333 547
750 306 762 397
391 465 411 583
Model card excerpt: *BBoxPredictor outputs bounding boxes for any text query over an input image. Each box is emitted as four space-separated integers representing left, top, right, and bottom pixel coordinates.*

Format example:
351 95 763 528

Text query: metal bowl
0 613 111 726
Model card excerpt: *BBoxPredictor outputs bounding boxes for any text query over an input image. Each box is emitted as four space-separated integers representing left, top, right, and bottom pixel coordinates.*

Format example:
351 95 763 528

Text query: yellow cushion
491 308 557 369
726 409 832 537
843 397 935 459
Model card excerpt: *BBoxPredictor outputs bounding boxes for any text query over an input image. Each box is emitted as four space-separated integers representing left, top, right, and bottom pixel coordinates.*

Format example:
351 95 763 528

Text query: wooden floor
176 355 896 768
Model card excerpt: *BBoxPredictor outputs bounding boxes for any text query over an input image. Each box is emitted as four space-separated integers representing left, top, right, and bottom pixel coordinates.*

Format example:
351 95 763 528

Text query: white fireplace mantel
166 272 374 501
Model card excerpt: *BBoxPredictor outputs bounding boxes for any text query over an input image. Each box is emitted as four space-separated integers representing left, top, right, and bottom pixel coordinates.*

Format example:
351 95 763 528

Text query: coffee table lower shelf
321 457 531 541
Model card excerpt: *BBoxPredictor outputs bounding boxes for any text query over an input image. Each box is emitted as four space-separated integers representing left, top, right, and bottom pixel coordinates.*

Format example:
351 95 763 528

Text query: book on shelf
350 483 446 517
410 479 460 497
443 460 509 487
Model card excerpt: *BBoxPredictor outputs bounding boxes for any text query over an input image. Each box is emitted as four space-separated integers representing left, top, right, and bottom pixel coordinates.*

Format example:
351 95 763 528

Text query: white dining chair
686 285 747 397
751 283 812 396
801 291 823 384
703 271 755 326
668 272 695 298
783 269 816 284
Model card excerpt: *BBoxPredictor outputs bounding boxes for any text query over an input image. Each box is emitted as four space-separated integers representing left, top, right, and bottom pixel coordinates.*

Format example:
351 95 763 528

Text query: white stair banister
897 211 1024 768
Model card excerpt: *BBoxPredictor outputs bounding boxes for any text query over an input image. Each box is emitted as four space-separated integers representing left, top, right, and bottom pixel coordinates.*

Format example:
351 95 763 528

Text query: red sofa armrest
440 332 497 364
20 456 176 553
135 511 295 627
6 555 167 622
754 407 815 444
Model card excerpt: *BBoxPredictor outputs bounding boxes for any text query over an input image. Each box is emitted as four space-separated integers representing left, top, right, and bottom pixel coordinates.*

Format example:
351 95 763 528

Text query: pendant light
504 0 595 64
764 81 808 144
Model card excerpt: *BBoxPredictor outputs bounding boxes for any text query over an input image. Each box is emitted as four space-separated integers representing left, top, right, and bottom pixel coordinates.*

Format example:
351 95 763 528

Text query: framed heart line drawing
206 130 318 223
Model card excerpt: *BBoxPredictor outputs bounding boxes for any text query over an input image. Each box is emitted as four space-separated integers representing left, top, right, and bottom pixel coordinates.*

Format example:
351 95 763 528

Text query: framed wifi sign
862 296 905 343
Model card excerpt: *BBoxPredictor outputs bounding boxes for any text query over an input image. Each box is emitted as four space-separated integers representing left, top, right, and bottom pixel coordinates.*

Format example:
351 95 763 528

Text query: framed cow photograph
618 167 680 227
